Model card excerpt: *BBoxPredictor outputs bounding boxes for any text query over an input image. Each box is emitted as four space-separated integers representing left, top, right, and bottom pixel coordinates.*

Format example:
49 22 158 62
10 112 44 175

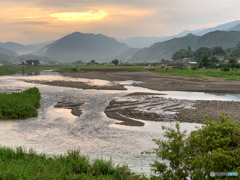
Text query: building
224 60 230 64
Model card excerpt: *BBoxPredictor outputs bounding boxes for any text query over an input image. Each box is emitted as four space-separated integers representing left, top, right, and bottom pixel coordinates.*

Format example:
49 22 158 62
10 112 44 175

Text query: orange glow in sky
0 0 240 44
50 10 109 22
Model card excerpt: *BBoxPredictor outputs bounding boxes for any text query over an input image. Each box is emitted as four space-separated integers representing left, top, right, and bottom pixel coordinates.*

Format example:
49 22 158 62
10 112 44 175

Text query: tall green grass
0 87 41 119
0 147 145 180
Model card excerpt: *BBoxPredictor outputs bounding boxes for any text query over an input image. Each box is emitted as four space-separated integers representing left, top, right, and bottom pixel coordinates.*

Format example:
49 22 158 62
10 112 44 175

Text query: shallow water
0 74 239 176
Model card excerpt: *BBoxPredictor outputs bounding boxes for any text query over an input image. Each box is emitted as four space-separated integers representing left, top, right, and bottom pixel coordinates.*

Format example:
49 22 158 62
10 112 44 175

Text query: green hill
0 47 18 64
39 32 129 62
194 31 240 49
130 34 199 62
130 31 240 62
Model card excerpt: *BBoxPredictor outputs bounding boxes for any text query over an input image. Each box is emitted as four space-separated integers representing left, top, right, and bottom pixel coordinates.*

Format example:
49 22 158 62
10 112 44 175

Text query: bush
221 65 230 72
191 66 198 70
143 113 240 179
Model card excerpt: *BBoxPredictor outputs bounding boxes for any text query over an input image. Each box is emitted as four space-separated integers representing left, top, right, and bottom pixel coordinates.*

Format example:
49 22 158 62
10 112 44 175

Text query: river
0 72 239 176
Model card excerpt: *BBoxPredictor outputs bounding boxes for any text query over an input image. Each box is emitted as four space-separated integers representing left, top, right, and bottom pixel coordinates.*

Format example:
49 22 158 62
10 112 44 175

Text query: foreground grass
0 87 40 119
0 147 146 180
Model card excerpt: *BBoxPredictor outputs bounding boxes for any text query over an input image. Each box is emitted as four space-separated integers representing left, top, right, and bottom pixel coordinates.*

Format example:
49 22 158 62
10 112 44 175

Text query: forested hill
129 31 240 62
0 47 18 57
194 31 240 49
38 32 129 62
0 47 18 64
129 34 199 62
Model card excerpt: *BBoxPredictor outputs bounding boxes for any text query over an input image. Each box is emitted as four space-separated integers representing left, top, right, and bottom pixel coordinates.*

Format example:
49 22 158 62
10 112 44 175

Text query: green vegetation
0 87 40 119
153 67 240 80
57 65 146 73
0 65 59 76
173 42 240 62
173 46 226 62
112 59 119 65
0 147 146 180
143 113 240 179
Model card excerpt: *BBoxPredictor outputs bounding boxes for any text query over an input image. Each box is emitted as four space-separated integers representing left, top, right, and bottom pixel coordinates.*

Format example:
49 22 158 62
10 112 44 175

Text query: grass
153 67 240 80
0 147 146 180
0 65 62 76
3 64 240 81
0 87 41 119
58 65 240 80
57 65 146 73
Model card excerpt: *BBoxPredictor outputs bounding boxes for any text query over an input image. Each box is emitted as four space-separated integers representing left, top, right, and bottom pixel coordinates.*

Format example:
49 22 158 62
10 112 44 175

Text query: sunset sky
0 0 240 44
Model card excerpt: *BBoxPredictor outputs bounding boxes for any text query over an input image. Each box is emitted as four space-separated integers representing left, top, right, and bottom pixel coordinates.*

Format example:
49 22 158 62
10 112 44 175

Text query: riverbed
0 73 239 176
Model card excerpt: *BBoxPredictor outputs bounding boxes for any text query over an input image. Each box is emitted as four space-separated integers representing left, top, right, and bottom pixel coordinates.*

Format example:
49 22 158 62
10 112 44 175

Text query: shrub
143 113 240 179
221 65 230 72
191 66 198 70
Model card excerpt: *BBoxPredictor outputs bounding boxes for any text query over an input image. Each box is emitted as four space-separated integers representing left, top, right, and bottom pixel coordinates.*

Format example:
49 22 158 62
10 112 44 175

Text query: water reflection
161 91 240 101
12 70 60 76
0 73 240 176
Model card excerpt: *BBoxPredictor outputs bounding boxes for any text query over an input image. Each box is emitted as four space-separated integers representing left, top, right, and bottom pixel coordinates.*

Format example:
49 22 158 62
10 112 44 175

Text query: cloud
1 0 240 43
50 10 109 22
14 21 50 25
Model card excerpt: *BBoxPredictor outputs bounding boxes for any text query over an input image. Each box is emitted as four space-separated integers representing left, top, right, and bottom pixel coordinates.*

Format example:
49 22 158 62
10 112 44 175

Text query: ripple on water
0 74 238 176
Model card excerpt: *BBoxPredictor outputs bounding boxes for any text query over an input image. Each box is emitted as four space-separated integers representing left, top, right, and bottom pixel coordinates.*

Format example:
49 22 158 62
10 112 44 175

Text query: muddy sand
29 70 240 126
62 69 240 93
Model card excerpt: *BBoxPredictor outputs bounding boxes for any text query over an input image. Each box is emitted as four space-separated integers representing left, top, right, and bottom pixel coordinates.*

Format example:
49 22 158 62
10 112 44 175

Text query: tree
229 58 237 68
112 59 119 65
91 60 96 64
212 56 220 63
199 54 211 67
26 60 40 66
143 113 240 179
212 46 225 56
172 47 194 60
194 47 211 62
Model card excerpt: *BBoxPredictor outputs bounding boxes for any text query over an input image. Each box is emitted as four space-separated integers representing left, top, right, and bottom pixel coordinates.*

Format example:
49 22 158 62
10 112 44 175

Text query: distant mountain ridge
0 41 54 54
0 47 18 64
129 33 199 62
120 20 240 48
195 20 240 36
129 31 240 62
0 46 18 57
37 32 129 62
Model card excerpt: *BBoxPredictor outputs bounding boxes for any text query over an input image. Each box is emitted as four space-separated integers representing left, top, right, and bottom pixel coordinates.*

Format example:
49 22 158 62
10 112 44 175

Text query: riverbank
62 70 240 93
105 92 240 126
23 70 240 125
60 70 240 124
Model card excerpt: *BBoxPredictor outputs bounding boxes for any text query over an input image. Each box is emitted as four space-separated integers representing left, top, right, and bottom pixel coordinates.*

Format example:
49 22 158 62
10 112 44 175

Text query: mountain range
129 31 240 62
1 20 240 64
0 41 52 55
119 20 240 48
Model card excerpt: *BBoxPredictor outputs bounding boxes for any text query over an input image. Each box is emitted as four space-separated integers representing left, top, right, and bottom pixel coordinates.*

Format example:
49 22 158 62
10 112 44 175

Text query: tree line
173 42 240 62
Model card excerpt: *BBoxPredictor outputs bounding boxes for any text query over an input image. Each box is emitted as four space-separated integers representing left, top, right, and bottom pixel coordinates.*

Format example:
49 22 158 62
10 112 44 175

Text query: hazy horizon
1 0 240 44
